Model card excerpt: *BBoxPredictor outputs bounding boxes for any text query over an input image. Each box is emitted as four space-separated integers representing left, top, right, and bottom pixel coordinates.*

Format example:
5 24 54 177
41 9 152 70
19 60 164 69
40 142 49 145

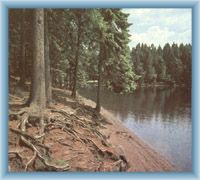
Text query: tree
96 39 105 112
9 9 192 108
163 43 174 82
18 9 26 88
131 42 191 86
93 9 137 112
44 10 52 105
155 55 166 82
145 50 156 83
171 43 183 82
90 9 107 112
179 43 192 86
131 44 145 85
71 11 84 98
29 9 46 109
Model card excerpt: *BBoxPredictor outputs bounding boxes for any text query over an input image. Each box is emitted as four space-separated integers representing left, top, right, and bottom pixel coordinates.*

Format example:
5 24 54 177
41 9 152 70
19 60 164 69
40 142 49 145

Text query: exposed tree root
9 100 129 171
10 127 49 150
47 108 129 171
9 150 25 171
21 133 70 171
84 137 129 170
9 94 23 101
25 151 37 171
9 108 70 171
9 150 24 162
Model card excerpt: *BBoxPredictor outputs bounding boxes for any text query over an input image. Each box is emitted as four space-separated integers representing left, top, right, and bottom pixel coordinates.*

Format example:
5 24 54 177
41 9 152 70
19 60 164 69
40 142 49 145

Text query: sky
122 8 192 48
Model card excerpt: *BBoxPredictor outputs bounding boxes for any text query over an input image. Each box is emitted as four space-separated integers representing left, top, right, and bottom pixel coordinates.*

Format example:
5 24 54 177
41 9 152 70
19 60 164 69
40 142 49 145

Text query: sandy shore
82 97 176 172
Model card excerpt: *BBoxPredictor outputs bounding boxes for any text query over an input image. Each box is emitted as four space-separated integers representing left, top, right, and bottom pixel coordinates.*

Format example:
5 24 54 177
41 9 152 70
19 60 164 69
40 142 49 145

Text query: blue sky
122 8 192 48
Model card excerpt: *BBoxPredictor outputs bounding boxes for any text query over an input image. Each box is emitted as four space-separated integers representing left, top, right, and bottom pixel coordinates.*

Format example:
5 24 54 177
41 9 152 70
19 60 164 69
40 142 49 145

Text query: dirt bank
9 83 176 172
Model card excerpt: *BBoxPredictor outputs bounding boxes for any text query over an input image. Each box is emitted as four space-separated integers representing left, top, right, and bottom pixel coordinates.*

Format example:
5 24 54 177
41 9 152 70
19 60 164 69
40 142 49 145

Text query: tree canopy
9 9 192 112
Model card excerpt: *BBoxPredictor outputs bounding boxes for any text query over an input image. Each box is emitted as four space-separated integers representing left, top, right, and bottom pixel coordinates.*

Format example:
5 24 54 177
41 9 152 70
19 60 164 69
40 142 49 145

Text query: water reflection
79 87 192 171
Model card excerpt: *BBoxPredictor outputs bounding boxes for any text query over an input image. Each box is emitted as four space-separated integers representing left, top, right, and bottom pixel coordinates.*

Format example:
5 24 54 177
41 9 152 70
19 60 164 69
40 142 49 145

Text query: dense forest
131 43 192 87
9 9 192 171
9 9 192 112
9 9 136 112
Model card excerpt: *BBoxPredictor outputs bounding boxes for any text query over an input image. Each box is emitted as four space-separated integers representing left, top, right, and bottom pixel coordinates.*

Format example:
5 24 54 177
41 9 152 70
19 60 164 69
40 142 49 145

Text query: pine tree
29 9 46 109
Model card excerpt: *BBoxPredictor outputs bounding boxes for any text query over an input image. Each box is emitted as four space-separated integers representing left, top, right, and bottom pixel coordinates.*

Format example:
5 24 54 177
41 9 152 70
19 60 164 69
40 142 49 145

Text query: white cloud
123 8 192 47
130 26 176 47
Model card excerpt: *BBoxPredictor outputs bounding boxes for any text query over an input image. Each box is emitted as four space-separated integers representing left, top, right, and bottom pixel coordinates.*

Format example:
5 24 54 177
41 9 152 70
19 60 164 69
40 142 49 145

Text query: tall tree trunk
44 10 52 105
71 18 81 98
95 42 104 113
29 9 46 109
18 9 26 87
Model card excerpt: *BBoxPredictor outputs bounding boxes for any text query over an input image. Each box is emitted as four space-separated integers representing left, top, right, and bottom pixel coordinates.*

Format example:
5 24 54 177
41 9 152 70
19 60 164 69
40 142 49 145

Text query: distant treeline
131 43 192 87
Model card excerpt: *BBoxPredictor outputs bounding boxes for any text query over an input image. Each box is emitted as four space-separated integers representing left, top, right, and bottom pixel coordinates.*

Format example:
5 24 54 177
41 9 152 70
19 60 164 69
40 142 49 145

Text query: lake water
79 86 192 171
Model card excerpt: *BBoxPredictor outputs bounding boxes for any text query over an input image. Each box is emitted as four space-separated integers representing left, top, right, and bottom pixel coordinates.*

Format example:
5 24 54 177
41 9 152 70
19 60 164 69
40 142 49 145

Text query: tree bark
29 9 46 109
44 10 52 105
95 42 104 113
18 9 26 88
71 17 81 98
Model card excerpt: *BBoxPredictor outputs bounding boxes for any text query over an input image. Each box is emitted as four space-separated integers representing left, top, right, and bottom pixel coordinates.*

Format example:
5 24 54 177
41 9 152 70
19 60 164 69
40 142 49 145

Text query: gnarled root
9 107 71 172
9 105 129 172
21 133 70 171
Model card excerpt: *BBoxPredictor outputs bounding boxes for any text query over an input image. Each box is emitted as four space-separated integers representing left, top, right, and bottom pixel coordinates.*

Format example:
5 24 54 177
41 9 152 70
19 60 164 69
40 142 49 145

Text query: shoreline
9 85 177 172
81 95 177 172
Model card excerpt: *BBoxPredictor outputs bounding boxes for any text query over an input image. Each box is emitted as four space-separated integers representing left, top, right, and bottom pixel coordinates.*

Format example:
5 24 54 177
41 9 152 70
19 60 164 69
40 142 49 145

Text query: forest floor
8 78 176 172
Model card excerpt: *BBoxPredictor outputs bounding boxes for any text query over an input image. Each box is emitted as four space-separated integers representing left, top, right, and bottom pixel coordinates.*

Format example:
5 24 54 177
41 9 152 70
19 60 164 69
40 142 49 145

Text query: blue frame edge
0 0 199 179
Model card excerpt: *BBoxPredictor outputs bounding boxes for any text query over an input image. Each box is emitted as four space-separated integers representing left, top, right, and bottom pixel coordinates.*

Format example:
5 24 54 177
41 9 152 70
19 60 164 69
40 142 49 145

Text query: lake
79 86 192 171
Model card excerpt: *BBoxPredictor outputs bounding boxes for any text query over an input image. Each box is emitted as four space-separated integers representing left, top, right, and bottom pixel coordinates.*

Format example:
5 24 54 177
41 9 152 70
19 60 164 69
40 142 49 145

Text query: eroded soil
9 79 176 172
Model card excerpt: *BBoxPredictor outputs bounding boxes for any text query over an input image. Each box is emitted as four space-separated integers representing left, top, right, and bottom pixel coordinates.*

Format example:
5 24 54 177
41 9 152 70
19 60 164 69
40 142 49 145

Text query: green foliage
131 43 191 87
92 9 137 93
9 9 191 97
9 9 138 93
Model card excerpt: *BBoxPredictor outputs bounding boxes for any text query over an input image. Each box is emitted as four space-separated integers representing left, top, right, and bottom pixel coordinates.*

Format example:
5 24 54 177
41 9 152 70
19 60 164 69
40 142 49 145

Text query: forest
8 9 191 172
